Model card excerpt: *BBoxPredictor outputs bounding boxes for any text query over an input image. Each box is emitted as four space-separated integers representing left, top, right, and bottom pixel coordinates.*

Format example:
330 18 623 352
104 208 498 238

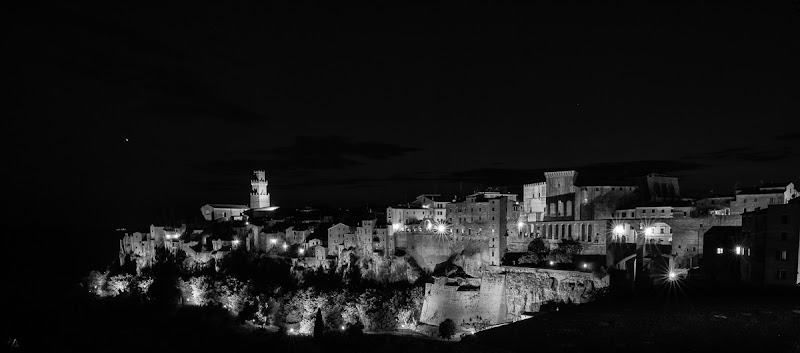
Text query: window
745 248 751 256
781 232 788 241
777 270 787 280
661 209 665 213
717 248 723 254
777 250 788 261
651 210 655 213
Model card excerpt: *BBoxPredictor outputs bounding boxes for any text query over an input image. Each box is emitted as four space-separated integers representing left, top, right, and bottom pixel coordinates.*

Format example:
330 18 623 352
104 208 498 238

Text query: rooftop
206 204 250 209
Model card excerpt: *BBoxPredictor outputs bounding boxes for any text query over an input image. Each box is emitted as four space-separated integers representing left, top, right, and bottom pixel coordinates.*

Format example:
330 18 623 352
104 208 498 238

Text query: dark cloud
685 146 796 162
193 136 420 178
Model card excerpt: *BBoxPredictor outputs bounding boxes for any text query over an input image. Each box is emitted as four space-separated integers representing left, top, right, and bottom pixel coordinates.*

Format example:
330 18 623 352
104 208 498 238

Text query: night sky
9 2 800 229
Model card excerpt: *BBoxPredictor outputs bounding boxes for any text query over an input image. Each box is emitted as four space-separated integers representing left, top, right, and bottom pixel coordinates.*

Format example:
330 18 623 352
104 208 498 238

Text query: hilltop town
108 169 800 336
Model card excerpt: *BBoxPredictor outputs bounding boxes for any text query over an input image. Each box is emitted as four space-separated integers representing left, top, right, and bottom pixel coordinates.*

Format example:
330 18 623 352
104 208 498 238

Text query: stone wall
419 266 609 327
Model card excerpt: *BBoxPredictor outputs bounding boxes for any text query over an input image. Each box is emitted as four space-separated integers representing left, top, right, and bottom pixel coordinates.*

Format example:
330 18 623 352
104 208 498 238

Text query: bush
439 318 456 340
527 238 547 253
518 253 543 265
347 321 364 336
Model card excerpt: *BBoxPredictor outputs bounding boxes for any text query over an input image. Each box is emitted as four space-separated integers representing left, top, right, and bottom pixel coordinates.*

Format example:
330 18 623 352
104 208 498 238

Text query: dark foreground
470 281 800 353
3 281 798 352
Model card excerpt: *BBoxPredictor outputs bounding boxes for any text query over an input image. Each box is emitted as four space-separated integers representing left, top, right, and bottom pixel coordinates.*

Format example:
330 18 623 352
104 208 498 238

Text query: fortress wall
419 278 500 326
420 266 609 326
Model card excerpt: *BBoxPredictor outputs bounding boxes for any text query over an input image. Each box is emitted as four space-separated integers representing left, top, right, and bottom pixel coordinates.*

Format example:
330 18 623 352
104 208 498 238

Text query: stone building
694 196 735 216
730 182 794 215
641 173 681 202
446 191 519 266
327 223 354 255
738 199 800 285
522 182 547 222
285 225 312 245
387 194 450 235
200 204 249 222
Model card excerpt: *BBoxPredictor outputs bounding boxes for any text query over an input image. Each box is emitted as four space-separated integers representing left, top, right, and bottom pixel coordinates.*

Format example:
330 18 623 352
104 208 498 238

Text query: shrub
518 253 543 265
439 318 457 340
527 238 547 253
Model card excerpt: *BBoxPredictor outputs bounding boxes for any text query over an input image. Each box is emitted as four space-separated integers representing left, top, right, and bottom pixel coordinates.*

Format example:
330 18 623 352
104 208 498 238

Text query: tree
438 318 456 340
527 238 547 254
314 308 324 338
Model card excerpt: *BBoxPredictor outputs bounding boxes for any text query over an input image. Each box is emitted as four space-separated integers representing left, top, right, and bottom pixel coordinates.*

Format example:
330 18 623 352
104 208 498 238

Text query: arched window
566 201 573 217
549 203 556 216
558 201 564 216
561 224 566 239
621 235 627 243
567 224 572 239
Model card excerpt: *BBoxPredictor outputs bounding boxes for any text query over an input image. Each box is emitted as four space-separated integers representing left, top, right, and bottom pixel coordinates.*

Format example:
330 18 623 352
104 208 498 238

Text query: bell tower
250 170 270 209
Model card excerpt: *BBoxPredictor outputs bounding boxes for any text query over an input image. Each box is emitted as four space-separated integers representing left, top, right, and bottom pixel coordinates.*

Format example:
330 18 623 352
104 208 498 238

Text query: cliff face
419 266 609 327
406 236 492 278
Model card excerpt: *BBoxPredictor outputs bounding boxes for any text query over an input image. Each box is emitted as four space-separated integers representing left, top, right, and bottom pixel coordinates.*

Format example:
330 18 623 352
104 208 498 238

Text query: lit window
777 270 787 280
716 248 723 254
735 246 742 255
778 250 788 261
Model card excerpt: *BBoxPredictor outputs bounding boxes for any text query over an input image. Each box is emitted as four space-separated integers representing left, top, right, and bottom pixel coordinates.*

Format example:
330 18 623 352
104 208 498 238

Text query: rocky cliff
419 266 609 327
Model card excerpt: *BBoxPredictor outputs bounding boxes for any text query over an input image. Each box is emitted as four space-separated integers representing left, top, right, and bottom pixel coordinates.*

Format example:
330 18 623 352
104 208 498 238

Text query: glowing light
426 222 432 230
614 225 624 234
299 248 305 255
282 243 288 250
232 240 240 245
645 227 654 236
517 221 525 228
735 246 742 255
583 263 588 269
289 328 295 333
270 238 277 244
245 221 249 225
549 261 555 266
340 325 345 330
437 224 446 233
668 272 677 280
392 223 403 231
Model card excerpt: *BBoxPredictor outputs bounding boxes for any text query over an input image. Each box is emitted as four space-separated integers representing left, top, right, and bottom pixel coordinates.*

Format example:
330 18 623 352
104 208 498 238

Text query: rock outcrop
419 266 609 327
